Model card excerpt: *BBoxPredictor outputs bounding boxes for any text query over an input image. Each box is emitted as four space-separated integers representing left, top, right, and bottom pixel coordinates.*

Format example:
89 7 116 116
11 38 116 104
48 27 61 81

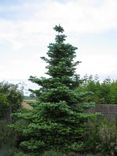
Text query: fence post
115 115 117 127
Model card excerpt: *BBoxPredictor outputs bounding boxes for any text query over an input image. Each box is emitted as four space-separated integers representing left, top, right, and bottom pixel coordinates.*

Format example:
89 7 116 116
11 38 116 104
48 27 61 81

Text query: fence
91 104 117 120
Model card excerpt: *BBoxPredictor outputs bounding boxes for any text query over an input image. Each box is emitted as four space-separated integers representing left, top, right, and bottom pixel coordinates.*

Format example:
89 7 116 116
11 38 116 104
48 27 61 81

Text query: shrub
0 120 16 156
87 117 117 156
97 119 117 156
0 82 23 121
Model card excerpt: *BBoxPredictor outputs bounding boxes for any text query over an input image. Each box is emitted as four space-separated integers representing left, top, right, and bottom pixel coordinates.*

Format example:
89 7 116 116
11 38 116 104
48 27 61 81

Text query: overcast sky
0 0 117 92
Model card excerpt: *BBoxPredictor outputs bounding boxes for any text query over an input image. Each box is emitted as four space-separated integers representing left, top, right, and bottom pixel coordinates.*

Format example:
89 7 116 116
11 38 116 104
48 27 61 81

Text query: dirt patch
21 101 32 110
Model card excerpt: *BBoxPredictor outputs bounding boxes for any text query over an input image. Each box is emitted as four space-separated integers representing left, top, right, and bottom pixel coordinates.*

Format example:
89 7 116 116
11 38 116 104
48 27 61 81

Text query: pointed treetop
53 25 64 33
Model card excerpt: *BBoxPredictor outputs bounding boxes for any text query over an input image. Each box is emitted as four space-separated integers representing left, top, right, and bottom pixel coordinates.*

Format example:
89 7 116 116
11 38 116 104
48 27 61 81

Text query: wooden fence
91 104 117 120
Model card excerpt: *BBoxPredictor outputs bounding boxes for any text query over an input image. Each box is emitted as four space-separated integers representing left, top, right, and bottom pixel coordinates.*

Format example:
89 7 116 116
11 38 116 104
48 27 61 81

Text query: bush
14 152 29 156
0 120 16 156
0 120 15 147
87 117 117 156
42 150 63 156
0 82 23 120
97 119 117 156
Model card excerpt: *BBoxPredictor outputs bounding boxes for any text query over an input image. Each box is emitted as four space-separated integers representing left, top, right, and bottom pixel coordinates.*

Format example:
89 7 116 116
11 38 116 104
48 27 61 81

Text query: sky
0 0 117 94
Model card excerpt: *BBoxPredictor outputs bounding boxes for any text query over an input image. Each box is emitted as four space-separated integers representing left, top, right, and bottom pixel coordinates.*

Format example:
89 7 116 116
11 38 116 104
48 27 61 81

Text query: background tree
0 82 23 121
110 80 117 104
76 75 101 103
12 25 96 155
0 82 23 155
78 76 117 104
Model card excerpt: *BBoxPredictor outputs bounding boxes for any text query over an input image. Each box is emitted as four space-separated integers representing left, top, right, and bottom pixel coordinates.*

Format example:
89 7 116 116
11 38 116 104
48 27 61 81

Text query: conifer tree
13 25 96 154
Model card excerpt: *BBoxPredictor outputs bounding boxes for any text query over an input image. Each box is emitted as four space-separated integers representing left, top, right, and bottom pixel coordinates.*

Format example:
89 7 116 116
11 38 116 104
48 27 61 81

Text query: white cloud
0 0 117 48
76 45 117 80
0 0 117 83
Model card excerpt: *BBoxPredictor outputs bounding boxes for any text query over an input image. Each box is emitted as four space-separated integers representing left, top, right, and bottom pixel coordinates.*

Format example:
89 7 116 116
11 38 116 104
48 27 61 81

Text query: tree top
53 25 64 33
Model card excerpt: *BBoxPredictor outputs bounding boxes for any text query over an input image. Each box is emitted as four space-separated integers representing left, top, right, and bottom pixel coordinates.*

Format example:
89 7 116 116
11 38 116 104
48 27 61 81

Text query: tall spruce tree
13 25 96 154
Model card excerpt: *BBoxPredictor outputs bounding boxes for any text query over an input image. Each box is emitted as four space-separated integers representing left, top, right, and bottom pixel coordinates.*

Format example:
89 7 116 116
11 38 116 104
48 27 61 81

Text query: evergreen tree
12 25 96 155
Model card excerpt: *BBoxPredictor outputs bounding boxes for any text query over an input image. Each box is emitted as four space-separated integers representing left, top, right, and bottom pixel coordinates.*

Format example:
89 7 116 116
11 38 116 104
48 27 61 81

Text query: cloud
0 0 117 49
0 0 117 82
0 1 116 41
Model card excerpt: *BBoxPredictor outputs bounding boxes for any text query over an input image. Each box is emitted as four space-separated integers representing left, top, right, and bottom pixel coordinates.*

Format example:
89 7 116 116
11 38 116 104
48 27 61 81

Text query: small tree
13 25 96 154
0 82 23 121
